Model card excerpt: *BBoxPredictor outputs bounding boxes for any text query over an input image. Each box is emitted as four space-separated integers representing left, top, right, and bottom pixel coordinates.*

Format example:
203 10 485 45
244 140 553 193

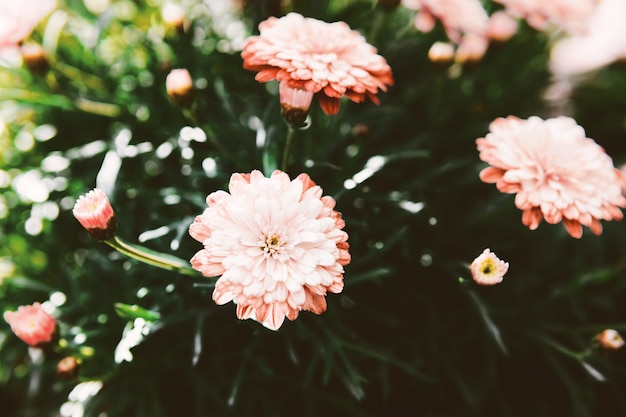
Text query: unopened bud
279 82 313 128
57 356 81 380
428 42 455 66
21 43 48 74
166 68 195 108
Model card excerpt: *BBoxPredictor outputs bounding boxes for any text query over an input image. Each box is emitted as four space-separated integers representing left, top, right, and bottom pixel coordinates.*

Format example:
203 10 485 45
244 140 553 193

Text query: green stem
281 125 296 172
104 235 200 277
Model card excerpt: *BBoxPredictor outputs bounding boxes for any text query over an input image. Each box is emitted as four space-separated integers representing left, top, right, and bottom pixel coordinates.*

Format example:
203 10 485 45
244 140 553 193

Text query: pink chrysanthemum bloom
0 0 56 49
402 0 490 43
189 170 351 330
595 329 625 350
241 13 393 116
477 116 626 238
73 188 117 241
493 0 598 35
4 302 57 348
470 248 509 286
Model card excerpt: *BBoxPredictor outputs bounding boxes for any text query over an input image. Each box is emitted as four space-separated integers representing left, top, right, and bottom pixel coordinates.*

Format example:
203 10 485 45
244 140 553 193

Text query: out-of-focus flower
402 0 490 42
550 0 626 76
241 13 393 116
428 41 455 65
279 81 314 127
470 248 509 285
487 10 519 42
595 329 625 350
189 170 351 330
0 0 56 49
477 116 626 238
165 68 195 107
493 0 598 35
3 302 57 347
73 188 117 241
57 356 81 380
455 34 489 64
161 2 186 33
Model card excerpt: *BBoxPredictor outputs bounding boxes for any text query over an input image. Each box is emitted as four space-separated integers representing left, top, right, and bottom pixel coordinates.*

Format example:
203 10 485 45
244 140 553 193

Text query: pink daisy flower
0 0 56 49
73 188 117 241
241 12 393 116
477 116 626 238
4 302 57 348
189 170 350 330
494 0 598 35
470 248 509 285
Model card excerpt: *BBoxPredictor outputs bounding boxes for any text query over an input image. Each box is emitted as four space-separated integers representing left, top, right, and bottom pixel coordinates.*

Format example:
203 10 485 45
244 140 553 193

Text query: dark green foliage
2 1 626 417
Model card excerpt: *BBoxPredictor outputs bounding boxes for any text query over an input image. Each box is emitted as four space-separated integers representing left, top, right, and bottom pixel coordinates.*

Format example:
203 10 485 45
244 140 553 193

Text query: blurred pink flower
477 116 626 238
0 0 56 49
596 329 625 350
189 170 350 330
241 12 393 115
166 68 195 107
73 188 117 240
494 0 598 35
549 0 626 75
402 0 490 42
470 249 509 285
4 302 57 347
487 10 519 42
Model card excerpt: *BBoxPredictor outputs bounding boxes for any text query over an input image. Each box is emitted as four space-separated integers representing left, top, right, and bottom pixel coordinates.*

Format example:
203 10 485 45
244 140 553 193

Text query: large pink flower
4 302 57 348
241 13 393 116
477 116 626 238
494 0 598 35
189 170 350 330
0 0 56 49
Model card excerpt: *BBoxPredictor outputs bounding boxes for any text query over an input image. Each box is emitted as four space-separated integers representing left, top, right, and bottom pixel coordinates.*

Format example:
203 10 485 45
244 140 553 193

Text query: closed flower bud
57 356 81 380
279 82 313 128
596 329 625 350
4 302 58 348
487 11 518 43
162 3 187 34
428 42 455 65
73 188 117 241
166 68 195 108
21 42 48 73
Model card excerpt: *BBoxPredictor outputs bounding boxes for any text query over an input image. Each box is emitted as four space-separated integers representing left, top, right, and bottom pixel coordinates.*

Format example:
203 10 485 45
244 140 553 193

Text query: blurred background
1 0 626 416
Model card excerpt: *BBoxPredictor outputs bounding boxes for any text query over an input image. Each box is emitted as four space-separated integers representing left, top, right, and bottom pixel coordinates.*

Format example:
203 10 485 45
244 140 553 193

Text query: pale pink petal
478 116 626 237
189 170 350 330
241 13 393 115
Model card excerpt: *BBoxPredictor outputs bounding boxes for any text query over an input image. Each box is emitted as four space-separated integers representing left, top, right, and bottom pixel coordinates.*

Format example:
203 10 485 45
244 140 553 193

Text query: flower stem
281 125 296 172
104 235 200 277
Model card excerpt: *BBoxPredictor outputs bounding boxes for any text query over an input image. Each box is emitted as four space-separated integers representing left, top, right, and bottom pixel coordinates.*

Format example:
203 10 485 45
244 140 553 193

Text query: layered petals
477 116 626 238
189 170 350 330
241 13 393 115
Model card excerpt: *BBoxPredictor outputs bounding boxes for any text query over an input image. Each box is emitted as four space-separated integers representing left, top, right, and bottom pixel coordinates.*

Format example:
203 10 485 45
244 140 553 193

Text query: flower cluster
189 170 350 330
476 116 626 238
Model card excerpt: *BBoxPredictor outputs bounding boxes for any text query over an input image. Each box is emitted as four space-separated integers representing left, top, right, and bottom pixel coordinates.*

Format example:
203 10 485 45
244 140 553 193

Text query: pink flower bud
428 42 455 65
488 11 518 43
279 82 314 127
166 68 195 107
73 188 117 240
161 3 186 32
4 302 57 348
596 329 624 350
